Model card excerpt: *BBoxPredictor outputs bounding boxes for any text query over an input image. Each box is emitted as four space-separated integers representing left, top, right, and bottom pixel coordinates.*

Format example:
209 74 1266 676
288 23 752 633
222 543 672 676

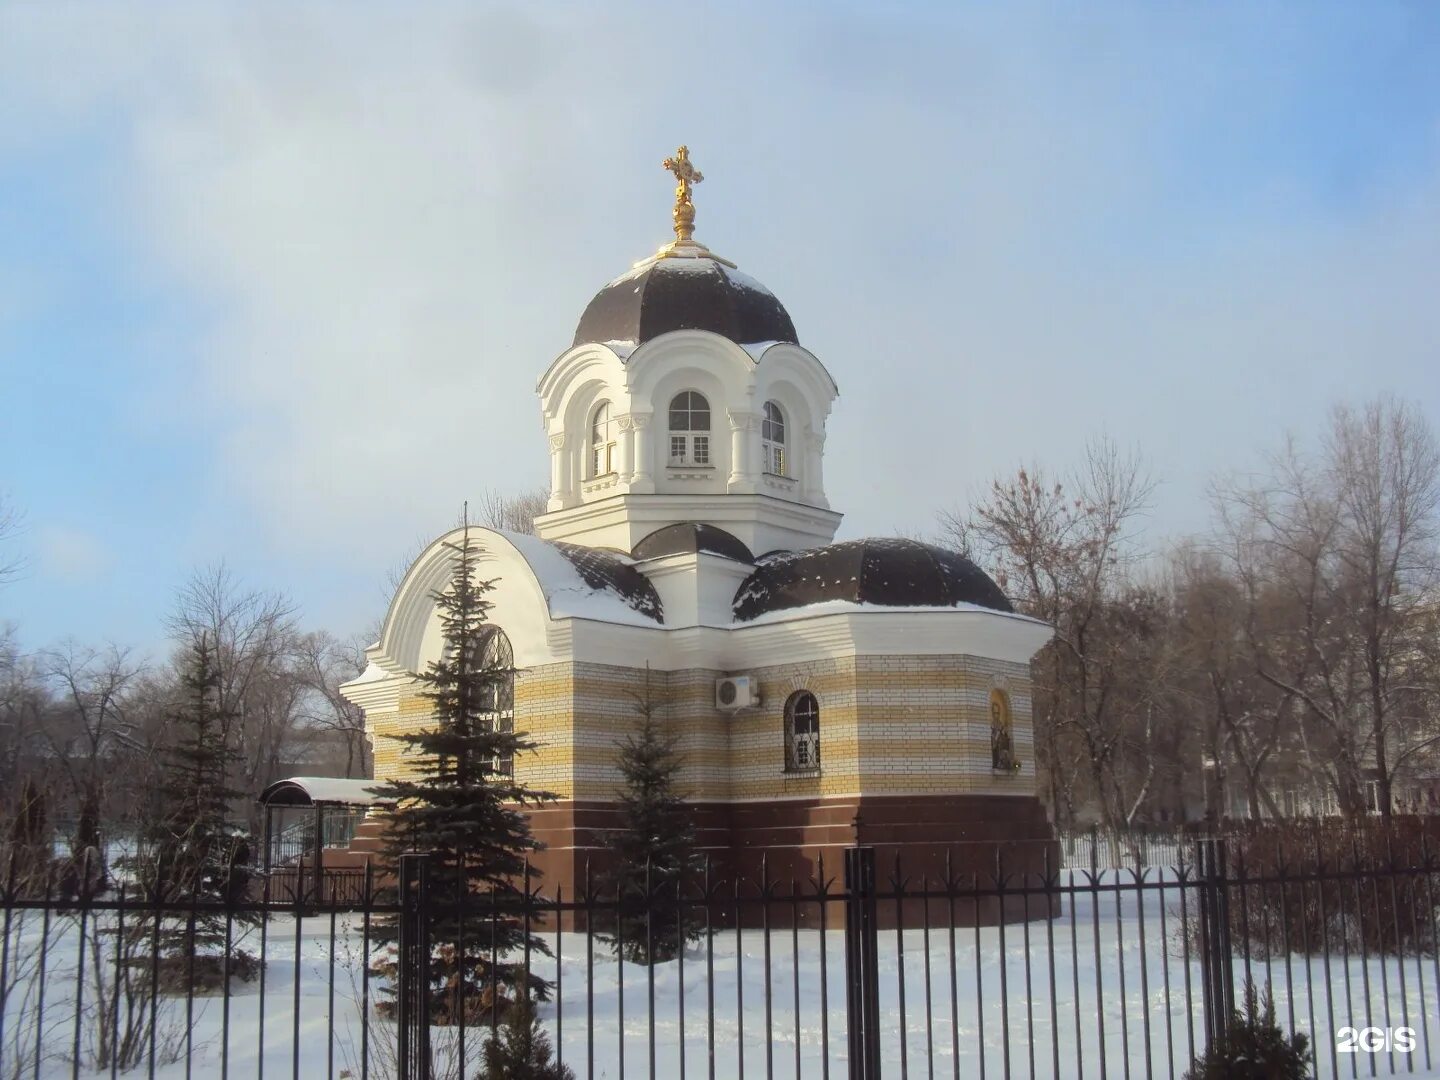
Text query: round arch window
462 626 515 775
762 401 787 476
590 402 615 478
784 690 820 772
668 391 711 467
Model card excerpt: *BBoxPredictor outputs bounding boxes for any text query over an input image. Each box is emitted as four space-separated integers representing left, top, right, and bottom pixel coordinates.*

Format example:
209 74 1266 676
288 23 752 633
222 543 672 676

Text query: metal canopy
258 776 394 808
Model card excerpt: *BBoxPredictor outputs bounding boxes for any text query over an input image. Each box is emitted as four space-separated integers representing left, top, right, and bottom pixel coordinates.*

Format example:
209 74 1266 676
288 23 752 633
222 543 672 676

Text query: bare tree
293 630 371 777
1214 398 1440 817
38 642 145 863
165 564 303 821
0 494 23 590
941 437 1159 832
476 487 549 534
0 628 46 797
1168 544 1301 821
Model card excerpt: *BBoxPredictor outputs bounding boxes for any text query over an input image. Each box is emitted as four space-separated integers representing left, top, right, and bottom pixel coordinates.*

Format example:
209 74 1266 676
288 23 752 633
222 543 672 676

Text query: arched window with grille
761 401 786 476
784 690 820 773
589 401 615 478
464 626 515 776
667 391 711 467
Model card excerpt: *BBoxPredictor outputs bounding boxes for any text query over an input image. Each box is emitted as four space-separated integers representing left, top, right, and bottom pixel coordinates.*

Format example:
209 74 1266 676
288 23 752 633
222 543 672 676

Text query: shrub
1183 980 1309 1080
479 992 574 1080
1221 817 1440 958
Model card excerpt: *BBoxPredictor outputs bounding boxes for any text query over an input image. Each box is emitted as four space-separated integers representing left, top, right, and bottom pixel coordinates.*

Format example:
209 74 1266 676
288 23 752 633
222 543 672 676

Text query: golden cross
662 145 704 243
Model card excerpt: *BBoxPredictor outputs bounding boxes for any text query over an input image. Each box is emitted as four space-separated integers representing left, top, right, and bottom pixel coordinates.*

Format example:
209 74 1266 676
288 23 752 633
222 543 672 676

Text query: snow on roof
732 598 1047 628
348 662 391 686
258 777 394 807
740 340 781 361
498 530 664 626
724 267 773 295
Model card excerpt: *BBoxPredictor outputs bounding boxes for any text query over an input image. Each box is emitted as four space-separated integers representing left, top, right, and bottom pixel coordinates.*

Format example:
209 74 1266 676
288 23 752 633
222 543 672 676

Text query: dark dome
574 256 798 349
732 538 1013 622
632 523 755 563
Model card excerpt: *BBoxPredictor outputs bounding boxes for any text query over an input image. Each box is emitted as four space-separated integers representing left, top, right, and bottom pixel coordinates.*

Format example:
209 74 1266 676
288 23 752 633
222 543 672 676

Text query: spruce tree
480 992 574 1080
1183 981 1310 1080
601 671 700 965
139 635 255 978
372 526 553 1022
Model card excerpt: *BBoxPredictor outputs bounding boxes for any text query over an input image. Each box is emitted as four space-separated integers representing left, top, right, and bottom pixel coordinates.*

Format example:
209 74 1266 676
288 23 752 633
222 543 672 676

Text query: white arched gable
751 342 839 415
375 527 559 674
622 330 758 411
536 343 631 428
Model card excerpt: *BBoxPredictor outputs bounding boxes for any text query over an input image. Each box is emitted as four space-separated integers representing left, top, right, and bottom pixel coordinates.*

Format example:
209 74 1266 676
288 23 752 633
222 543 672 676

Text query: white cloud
38 525 110 585
1 3 1438 578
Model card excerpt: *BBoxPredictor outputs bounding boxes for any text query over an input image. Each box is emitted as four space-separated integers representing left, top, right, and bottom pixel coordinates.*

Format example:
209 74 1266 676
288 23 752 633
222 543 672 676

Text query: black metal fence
1 836 1437 1079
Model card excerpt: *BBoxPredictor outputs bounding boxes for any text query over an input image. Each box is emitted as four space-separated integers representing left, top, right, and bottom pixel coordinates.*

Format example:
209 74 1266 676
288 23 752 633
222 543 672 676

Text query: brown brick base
525 793 1058 927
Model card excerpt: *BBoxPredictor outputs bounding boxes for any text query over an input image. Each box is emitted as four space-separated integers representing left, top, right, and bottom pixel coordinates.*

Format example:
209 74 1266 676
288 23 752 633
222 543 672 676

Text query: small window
589 402 616 478
668 391 712 466
761 401 787 476
989 688 1015 772
784 691 820 773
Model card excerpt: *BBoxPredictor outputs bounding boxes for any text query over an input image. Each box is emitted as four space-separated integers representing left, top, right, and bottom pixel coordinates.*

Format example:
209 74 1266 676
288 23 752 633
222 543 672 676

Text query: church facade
340 148 1055 897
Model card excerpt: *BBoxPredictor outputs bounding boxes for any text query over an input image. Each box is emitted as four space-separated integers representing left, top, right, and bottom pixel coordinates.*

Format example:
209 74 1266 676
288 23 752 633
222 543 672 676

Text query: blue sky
2 3 1439 657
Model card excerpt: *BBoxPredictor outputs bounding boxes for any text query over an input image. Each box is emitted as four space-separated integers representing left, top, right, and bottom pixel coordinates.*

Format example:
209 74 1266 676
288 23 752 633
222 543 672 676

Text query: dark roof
258 777 395 808
632 523 755 564
549 539 664 623
732 538 1013 622
574 257 797 349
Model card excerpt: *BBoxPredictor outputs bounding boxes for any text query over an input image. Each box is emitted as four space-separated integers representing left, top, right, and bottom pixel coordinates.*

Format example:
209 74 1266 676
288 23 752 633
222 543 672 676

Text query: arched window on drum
589 401 615 478
761 401 787 476
667 391 711 467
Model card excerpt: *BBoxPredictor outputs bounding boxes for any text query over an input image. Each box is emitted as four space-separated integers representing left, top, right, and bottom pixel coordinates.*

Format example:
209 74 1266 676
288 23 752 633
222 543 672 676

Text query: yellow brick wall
368 654 1035 803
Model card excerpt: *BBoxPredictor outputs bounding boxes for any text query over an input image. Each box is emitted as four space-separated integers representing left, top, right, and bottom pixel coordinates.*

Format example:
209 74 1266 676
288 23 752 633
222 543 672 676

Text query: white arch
376 527 557 673
536 343 630 426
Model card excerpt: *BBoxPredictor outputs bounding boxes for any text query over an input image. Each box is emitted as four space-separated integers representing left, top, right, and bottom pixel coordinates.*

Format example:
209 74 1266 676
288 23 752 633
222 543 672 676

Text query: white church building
340 148 1055 902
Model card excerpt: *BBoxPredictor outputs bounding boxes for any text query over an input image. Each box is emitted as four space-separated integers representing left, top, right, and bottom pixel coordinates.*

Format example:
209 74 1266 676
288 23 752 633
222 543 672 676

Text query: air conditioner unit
715 675 759 711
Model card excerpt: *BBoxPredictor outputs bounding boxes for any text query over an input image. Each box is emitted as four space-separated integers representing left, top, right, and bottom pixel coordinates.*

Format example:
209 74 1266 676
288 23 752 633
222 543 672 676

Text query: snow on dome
500 530 664 626
572 254 797 349
733 538 1013 622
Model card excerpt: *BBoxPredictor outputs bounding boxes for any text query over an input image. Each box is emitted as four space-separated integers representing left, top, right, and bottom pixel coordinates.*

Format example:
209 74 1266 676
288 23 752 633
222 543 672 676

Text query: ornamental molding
549 433 567 451
728 411 761 432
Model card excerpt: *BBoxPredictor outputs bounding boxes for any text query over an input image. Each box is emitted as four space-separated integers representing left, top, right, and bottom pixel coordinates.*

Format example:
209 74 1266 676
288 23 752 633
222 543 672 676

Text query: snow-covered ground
4 876 1438 1079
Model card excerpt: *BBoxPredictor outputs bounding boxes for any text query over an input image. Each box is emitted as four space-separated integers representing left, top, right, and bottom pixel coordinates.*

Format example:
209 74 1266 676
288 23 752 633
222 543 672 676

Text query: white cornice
558 606 1051 669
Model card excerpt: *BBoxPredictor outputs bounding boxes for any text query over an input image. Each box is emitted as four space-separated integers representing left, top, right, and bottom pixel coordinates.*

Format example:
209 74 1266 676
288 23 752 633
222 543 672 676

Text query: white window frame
589 402 616 478
762 400 787 476
668 391 712 467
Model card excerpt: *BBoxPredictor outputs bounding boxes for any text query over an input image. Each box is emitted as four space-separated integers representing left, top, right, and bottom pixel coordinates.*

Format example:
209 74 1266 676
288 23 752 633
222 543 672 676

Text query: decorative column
728 410 760 491
547 432 568 510
629 414 655 493
804 425 828 507
617 415 636 484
